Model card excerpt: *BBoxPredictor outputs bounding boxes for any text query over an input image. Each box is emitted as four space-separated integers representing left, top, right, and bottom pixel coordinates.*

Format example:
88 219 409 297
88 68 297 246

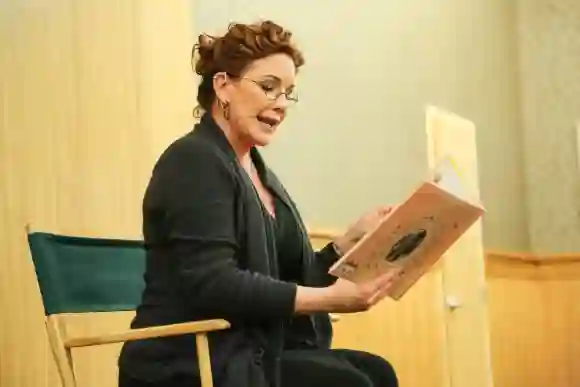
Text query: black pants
280 348 398 387
119 348 398 387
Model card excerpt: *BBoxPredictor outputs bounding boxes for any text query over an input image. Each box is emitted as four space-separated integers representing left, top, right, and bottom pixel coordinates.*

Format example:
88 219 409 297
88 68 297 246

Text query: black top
272 196 303 284
118 113 341 387
270 195 320 350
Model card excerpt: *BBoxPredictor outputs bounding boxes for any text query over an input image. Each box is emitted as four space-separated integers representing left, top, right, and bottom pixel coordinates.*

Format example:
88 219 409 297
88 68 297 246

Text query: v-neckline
244 161 277 220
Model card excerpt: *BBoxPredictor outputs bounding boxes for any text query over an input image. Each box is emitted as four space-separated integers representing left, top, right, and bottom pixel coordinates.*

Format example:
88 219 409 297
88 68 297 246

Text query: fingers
366 268 402 306
372 270 398 289
368 284 392 306
377 205 398 218
378 206 392 216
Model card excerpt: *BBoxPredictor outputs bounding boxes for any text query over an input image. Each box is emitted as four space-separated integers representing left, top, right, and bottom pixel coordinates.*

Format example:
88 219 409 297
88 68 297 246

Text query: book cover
328 157 485 300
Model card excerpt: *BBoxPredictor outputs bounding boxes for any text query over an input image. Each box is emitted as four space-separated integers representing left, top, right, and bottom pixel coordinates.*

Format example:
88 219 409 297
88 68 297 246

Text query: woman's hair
191 20 305 116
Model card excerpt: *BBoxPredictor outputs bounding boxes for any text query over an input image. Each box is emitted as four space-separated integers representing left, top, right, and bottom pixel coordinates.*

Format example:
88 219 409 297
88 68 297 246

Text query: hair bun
198 34 215 48
192 33 218 77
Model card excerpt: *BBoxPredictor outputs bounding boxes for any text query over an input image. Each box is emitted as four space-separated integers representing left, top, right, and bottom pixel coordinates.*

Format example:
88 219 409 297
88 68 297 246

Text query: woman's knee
335 349 398 387
363 352 397 383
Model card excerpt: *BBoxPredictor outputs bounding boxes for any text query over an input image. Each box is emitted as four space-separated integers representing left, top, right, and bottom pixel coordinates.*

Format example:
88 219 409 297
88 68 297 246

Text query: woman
118 20 399 387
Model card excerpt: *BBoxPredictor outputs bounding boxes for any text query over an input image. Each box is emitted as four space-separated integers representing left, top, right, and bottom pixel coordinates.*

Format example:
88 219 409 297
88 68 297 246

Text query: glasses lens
252 79 297 104
285 91 298 103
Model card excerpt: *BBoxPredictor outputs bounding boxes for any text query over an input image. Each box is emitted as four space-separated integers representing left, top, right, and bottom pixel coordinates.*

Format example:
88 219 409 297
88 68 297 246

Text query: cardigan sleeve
310 243 341 286
148 137 297 321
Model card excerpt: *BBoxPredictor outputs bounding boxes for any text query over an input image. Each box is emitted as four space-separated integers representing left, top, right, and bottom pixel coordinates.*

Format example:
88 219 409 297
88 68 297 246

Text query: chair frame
46 313 229 387
25 225 230 387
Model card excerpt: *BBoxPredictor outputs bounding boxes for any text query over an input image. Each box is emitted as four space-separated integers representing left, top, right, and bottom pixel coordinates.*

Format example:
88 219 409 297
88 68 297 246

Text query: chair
25 227 230 387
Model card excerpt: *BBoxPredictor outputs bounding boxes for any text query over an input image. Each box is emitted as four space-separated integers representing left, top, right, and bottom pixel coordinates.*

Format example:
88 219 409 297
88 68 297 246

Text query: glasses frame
218 72 298 104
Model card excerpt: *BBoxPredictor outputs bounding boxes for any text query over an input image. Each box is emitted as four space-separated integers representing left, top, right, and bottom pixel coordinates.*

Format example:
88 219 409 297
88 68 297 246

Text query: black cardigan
118 113 341 387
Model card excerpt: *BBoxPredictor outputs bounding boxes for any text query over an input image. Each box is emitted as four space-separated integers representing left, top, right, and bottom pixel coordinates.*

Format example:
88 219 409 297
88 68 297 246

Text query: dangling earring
218 99 230 120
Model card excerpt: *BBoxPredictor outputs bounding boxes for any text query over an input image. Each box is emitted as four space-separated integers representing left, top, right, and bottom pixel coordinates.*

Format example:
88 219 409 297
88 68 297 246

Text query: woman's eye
260 84 276 92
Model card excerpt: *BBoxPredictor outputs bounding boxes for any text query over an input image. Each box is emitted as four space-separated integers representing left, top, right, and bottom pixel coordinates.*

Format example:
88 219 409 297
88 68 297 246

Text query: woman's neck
210 110 252 165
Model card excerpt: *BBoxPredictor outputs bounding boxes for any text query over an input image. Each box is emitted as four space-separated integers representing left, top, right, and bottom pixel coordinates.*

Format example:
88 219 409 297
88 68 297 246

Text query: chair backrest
27 231 147 316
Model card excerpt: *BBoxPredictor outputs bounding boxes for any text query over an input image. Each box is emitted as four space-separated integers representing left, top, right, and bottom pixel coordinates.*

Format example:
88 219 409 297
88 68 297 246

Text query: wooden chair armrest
64 319 230 348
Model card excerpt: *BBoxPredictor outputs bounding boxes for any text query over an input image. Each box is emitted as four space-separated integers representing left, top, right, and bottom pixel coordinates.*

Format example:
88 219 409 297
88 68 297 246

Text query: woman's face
214 53 298 147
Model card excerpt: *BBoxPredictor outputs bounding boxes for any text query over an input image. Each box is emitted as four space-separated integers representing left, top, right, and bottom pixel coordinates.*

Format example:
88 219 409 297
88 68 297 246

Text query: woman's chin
250 125 277 146
253 135 273 147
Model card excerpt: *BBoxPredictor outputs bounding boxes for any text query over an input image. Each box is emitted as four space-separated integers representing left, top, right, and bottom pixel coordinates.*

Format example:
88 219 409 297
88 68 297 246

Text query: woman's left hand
333 205 395 255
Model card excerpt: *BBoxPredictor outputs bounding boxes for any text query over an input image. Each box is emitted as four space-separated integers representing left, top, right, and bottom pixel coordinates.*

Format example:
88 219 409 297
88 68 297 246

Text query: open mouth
257 116 279 128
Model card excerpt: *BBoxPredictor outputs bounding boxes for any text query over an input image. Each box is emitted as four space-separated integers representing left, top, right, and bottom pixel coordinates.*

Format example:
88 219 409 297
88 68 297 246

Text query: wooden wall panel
0 1 195 386
486 253 580 387
425 106 493 387
487 277 542 387
1 2 74 386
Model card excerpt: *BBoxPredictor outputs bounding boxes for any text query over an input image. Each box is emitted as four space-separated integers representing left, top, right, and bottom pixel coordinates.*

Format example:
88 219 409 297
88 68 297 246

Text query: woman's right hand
324 271 401 313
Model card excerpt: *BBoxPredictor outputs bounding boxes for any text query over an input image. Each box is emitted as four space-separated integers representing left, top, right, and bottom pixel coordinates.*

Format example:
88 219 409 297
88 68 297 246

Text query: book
328 155 486 300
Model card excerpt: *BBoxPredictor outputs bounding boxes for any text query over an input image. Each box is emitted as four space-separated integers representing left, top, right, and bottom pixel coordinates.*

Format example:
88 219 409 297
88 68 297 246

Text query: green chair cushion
27 231 146 315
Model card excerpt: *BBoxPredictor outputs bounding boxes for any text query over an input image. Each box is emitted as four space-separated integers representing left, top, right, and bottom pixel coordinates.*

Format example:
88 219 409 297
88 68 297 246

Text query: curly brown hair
191 20 305 116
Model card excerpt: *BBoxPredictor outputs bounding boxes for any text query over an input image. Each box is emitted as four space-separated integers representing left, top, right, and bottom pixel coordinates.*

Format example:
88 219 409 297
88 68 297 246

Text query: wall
0 1 195 386
194 0 528 252
486 252 580 387
516 0 580 254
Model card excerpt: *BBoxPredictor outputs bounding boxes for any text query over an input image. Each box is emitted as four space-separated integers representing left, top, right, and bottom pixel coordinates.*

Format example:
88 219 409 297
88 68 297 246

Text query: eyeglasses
240 77 299 104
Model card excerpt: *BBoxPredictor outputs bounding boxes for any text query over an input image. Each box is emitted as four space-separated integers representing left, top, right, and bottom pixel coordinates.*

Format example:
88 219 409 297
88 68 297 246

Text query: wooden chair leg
46 317 77 387
196 333 213 387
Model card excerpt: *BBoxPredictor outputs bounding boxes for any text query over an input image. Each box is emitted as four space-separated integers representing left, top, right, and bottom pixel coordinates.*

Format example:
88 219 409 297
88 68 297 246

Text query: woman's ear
213 72 232 119
213 72 231 105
